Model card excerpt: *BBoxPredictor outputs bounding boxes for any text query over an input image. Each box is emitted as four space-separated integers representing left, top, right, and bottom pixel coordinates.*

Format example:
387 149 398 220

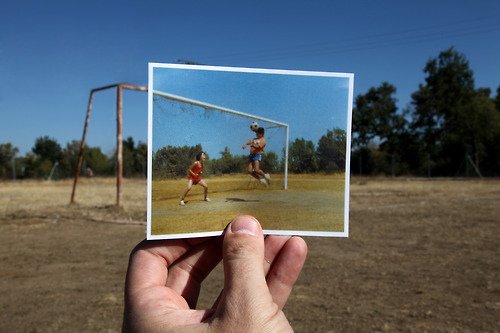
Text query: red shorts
188 176 201 185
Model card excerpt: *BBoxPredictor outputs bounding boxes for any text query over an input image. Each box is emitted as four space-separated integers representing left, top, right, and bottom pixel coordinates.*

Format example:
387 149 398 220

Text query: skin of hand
122 215 308 333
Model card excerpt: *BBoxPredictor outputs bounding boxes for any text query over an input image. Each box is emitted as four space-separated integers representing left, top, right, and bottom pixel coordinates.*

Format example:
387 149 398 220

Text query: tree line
2 47 498 179
0 126 345 180
352 47 500 177
0 136 147 180
151 127 346 180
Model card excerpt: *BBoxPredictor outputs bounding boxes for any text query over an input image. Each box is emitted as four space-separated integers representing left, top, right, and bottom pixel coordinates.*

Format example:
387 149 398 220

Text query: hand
123 215 307 332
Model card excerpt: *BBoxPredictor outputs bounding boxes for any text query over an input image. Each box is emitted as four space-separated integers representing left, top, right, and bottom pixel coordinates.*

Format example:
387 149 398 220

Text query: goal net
151 90 289 192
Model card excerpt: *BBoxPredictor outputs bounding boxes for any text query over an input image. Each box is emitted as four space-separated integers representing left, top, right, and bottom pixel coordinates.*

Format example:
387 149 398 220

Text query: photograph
147 63 354 239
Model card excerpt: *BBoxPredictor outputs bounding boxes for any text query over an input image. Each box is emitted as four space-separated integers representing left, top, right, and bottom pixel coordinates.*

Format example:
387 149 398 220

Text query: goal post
70 83 147 206
152 90 289 189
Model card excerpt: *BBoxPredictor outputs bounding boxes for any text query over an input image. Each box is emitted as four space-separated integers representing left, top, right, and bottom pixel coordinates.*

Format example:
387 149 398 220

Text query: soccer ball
250 121 259 132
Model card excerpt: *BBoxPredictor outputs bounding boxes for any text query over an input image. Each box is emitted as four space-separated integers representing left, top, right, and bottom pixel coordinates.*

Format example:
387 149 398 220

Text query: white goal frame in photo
152 89 290 189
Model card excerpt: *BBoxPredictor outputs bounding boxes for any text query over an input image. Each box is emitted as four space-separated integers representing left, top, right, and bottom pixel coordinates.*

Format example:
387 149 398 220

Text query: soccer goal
151 90 289 189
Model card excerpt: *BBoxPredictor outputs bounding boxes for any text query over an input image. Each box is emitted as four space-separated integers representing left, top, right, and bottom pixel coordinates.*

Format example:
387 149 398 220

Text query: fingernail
230 216 261 236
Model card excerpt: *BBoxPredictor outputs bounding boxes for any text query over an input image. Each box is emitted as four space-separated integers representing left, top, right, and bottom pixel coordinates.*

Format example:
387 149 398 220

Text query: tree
30 136 63 178
464 88 500 176
261 151 279 174
134 141 148 176
152 144 203 179
317 128 346 173
86 147 111 176
409 47 500 176
208 147 245 175
495 85 500 112
59 140 112 178
0 143 19 179
352 82 401 148
409 47 476 176
352 82 408 175
59 140 82 178
32 136 63 163
288 138 318 173
122 137 147 177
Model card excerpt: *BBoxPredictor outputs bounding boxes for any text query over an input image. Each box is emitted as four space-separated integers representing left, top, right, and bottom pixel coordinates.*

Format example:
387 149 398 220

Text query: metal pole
116 85 123 207
153 90 288 127
71 91 94 204
121 84 148 92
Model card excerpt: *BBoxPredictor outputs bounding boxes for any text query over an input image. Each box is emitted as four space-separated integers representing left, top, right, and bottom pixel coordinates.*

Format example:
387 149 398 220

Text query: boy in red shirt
180 152 210 206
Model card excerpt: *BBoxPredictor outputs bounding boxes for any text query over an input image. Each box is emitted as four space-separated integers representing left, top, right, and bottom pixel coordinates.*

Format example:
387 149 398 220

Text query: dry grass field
0 177 498 332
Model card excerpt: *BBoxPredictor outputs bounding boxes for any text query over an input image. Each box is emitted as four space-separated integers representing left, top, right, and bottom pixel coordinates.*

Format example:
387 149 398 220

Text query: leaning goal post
152 90 289 189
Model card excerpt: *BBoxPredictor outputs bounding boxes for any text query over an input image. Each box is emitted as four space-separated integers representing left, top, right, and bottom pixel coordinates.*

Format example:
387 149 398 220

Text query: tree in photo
288 138 318 173
208 147 245 175
261 151 279 174
317 128 346 173
153 144 204 180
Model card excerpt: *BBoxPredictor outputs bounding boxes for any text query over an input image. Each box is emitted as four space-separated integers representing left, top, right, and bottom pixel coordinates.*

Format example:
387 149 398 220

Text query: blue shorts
248 153 262 162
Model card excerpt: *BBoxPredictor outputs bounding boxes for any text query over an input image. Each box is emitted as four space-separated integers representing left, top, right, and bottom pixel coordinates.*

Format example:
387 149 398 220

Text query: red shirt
188 161 202 182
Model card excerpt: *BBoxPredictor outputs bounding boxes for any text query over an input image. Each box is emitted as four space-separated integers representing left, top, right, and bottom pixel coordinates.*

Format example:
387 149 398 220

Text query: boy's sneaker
204 198 211 202
264 173 271 185
179 200 186 206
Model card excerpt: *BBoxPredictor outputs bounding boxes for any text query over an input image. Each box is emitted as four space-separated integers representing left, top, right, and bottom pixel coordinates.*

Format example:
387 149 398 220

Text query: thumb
221 215 270 306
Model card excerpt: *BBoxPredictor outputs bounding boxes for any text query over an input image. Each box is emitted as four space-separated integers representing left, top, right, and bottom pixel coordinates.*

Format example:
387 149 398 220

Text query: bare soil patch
0 177 498 332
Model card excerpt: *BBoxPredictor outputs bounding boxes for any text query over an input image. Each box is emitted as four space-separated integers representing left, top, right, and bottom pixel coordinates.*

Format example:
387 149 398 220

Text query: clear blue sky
1 1 499 156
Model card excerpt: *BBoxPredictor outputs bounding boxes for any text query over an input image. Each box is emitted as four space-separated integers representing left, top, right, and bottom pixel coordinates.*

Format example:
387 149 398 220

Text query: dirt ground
0 177 498 332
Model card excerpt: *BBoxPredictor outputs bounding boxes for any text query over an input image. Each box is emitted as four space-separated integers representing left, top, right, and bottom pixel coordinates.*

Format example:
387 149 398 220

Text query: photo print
147 63 353 239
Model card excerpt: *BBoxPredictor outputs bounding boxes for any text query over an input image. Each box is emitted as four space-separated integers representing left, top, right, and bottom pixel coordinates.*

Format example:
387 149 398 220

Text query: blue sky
151 64 352 158
1 1 500 156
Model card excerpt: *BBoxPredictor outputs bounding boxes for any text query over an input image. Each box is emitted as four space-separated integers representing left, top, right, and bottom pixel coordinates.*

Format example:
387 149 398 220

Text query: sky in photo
1 1 499 155
151 65 352 158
